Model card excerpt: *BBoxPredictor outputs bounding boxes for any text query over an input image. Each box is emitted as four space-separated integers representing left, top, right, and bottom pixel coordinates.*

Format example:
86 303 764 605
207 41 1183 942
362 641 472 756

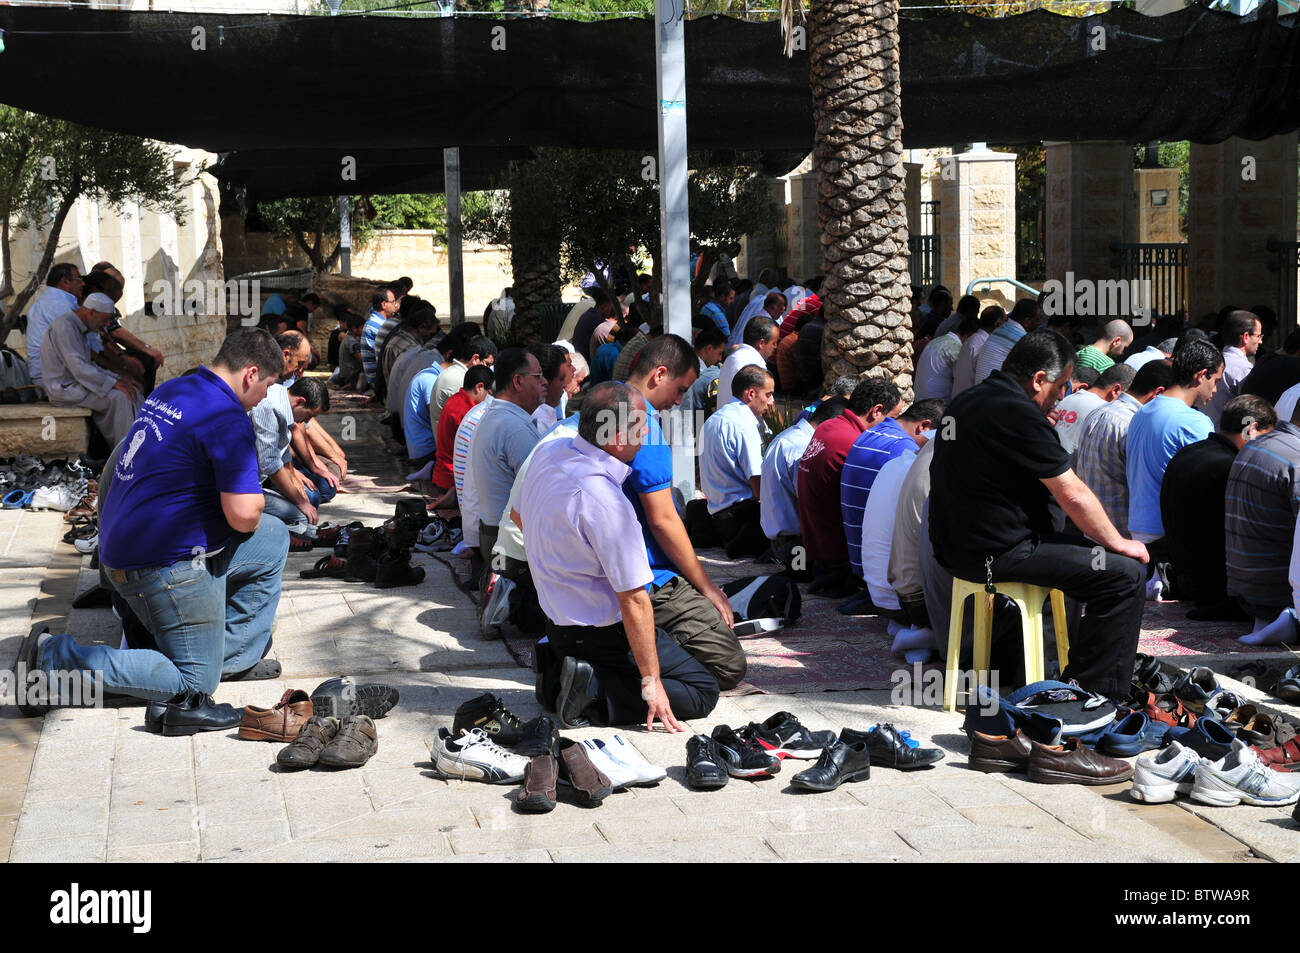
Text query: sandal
300 554 351 579
62 515 95 544
288 532 314 552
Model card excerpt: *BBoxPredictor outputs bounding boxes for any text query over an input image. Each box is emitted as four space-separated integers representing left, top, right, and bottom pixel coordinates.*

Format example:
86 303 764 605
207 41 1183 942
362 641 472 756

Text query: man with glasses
1207 310 1263 427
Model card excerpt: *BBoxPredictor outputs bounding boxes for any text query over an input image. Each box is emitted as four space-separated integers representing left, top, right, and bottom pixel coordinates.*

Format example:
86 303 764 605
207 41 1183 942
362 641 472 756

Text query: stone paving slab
0 444 1287 863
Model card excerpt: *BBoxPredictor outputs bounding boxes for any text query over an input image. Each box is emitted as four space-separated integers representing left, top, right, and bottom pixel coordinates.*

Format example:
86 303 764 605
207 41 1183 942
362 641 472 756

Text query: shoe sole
317 753 374 768
16 624 51 718
1028 766 1135 785
687 774 729 789
435 754 525 784
968 759 1027 774
791 766 871 792
237 726 299 742
311 682 399 720
872 751 945 770
1129 779 1193 803
725 762 780 778
1190 779 1300 807
556 659 591 730
162 722 240 737
516 792 556 812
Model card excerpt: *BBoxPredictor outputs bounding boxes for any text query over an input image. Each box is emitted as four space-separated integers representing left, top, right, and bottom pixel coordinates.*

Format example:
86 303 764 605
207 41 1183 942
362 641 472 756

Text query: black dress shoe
532 639 560 711
144 700 167 734
791 740 871 791
16 625 51 717
556 657 597 729
843 723 945 770
160 692 242 737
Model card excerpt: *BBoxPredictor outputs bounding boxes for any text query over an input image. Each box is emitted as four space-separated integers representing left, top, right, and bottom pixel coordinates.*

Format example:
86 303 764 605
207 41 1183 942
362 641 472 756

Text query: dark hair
733 279 754 294
214 328 284 380
494 346 533 393
1283 330 1300 355
1223 310 1260 345
590 288 613 307
403 307 439 330
46 262 79 288
713 280 732 299
275 330 305 353
731 364 773 398
1001 329 1075 385
341 309 365 331
956 312 980 337
978 305 1006 332
828 375 859 398
1222 395 1277 436
1073 366 1100 388
463 364 495 393
631 334 696 379
1009 298 1039 326
90 261 117 273
811 396 848 425
929 289 953 315
288 376 329 412
1171 339 1223 388
464 335 497 363
694 326 725 351
848 377 901 416
370 288 394 310
900 398 944 424
530 343 568 384
300 293 320 307
437 323 477 362
578 381 637 445
955 294 980 318
1130 358 1174 397
1096 363 1135 392
394 276 414 294
762 291 787 313
744 316 778 348
81 270 121 299
758 268 781 288
928 285 951 304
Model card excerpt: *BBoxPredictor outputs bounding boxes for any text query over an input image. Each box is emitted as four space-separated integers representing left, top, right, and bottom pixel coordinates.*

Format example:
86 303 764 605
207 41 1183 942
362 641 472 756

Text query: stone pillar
904 162 922 236
1188 133 1298 322
1045 140 1135 287
117 198 145 322
785 171 820 282
1134 168 1181 244
939 148 1017 306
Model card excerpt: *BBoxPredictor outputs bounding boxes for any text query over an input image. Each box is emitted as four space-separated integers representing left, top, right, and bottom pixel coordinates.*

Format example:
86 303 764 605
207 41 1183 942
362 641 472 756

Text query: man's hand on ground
1112 539 1150 565
644 678 685 733
702 581 735 629
314 466 340 490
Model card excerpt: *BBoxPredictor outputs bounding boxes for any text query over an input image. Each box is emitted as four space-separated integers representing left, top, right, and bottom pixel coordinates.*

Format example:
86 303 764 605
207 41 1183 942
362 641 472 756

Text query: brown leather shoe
968 730 1032 773
317 715 379 768
558 739 612 806
239 689 313 742
517 754 558 813
1028 737 1134 785
277 716 339 770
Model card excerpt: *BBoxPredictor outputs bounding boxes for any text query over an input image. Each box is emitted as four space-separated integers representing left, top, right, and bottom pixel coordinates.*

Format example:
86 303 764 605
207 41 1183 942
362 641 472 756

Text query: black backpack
722 574 802 625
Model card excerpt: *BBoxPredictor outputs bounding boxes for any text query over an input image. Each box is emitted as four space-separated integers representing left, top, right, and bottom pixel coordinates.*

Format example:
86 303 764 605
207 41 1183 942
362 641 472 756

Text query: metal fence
1108 242 1188 319
1267 239 1300 338
909 201 941 288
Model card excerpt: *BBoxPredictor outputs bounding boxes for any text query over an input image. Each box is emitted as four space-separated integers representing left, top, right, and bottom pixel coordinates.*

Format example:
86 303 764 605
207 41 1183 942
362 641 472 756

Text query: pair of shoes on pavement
277 715 379 769
968 730 1134 785
516 736 668 813
143 691 244 737
1132 738 1300 807
790 723 946 793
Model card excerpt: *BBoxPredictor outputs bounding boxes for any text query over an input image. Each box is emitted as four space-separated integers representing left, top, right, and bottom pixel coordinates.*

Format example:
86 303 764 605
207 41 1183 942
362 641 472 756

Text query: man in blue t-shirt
624 335 745 690
1127 339 1223 543
22 329 290 733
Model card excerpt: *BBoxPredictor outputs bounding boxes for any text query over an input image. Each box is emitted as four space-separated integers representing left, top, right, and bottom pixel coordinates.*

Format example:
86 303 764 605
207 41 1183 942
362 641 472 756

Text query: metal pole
656 0 695 499
445 146 465 326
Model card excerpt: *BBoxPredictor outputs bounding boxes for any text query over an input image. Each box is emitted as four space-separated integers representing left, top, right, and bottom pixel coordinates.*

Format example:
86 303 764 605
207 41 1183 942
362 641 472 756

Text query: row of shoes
430 692 555 783
297 517 426 589
515 732 667 812
1131 738 1300 808
61 514 99 554
686 712 945 792
968 731 1135 784
0 455 97 514
1220 658 1300 707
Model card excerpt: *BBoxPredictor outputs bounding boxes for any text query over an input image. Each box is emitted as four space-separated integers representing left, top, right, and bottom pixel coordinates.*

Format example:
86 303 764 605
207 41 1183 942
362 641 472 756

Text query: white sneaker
1190 739 1300 807
580 739 639 790
434 727 529 783
28 483 79 511
74 532 99 555
1130 740 1201 803
605 735 668 784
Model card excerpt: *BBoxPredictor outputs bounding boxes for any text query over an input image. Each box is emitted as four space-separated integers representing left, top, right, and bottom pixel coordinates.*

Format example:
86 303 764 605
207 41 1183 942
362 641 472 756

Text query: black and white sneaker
452 692 528 746
711 725 781 778
685 734 729 789
736 711 837 760
434 727 529 783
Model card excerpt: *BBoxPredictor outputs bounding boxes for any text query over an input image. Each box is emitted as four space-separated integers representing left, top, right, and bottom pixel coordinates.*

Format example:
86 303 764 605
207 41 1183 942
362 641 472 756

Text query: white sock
1145 576 1164 601
1239 608 1299 646
886 620 904 640
891 625 935 655
904 647 936 664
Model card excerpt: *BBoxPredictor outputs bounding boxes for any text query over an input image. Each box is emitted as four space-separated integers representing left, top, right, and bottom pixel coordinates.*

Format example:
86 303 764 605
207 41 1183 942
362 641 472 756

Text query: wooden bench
0 403 92 456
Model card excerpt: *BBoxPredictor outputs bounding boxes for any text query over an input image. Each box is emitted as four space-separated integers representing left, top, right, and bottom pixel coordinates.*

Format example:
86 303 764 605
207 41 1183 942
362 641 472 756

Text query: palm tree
787 0 914 396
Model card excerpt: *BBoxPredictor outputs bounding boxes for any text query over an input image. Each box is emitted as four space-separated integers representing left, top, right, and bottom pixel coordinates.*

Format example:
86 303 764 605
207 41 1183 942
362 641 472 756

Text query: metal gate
908 201 941 288
1267 239 1299 338
1108 242 1188 319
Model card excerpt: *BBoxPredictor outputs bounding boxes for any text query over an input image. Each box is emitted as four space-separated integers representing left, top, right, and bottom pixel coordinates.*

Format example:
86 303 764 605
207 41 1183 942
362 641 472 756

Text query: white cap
83 293 116 315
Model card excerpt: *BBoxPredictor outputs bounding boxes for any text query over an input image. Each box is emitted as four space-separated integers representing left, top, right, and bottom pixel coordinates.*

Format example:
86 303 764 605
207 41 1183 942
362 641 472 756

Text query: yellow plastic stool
943 578 1070 712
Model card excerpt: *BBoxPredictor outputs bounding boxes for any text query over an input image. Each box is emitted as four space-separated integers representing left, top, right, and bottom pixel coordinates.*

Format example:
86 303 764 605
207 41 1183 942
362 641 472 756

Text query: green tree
0 108 192 339
253 196 377 273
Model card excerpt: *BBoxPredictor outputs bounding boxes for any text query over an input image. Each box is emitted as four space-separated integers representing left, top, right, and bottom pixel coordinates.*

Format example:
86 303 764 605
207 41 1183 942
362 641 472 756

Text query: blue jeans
263 489 309 529
39 517 289 701
295 463 337 506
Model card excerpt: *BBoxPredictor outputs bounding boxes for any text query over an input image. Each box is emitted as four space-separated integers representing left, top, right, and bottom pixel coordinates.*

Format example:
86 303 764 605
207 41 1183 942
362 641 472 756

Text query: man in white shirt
531 346 575 434
973 298 1041 386
515 382 719 730
952 304 1005 396
716 315 779 410
25 262 85 388
699 365 774 557
915 312 977 401
41 293 141 445
1125 337 1176 372
1053 363 1135 458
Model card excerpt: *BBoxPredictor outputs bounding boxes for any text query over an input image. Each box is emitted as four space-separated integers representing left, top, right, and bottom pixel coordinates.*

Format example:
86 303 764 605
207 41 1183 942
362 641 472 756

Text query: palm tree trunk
809 0 913 398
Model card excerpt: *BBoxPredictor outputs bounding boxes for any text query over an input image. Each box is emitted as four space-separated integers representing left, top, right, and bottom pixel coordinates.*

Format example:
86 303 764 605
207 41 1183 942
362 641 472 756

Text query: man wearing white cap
41 292 142 445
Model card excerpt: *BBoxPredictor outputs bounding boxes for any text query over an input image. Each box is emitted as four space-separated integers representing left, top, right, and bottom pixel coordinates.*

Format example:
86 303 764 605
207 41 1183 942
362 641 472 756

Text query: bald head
1097 319 1134 356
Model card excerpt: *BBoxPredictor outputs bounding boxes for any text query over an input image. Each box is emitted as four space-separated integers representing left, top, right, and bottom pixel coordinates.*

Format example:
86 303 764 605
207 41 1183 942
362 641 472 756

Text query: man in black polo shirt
929 329 1148 697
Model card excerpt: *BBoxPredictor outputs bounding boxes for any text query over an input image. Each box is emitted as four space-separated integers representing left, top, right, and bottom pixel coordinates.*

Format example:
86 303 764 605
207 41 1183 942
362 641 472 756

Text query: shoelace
456 727 515 768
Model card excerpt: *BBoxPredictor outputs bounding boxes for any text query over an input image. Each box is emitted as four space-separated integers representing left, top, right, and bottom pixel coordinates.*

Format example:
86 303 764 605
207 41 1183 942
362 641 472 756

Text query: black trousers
983 533 1144 698
546 621 720 725
711 498 767 558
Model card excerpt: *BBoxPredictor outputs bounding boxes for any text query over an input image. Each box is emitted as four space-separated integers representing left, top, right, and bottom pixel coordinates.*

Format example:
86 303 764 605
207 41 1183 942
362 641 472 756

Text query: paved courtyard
1 412 1297 863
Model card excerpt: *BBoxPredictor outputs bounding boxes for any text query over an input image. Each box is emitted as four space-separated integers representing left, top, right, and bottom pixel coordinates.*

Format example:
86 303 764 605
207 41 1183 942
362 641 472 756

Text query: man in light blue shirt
699 365 774 557
760 396 848 574
403 363 443 465
974 298 1041 386
1127 339 1223 541
25 263 84 386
